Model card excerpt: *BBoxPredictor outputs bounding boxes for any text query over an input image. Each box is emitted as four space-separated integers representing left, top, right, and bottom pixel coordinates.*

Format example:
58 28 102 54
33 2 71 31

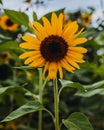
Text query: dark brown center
6 19 14 26
40 35 68 62
84 16 89 22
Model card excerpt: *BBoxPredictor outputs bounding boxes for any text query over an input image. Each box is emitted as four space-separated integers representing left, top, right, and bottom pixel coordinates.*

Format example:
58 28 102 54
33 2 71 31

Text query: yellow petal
68 50 83 59
24 56 35 64
74 28 84 38
24 54 41 64
62 21 78 39
72 38 87 45
43 62 49 79
60 59 75 73
42 17 53 35
65 36 74 46
76 59 85 63
67 54 85 63
56 13 63 36
22 35 39 43
69 47 87 53
67 51 85 63
33 21 48 37
20 42 40 50
33 27 44 40
57 62 63 79
65 56 80 69
29 57 45 67
48 62 58 79
19 51 36 59
51 12 58 34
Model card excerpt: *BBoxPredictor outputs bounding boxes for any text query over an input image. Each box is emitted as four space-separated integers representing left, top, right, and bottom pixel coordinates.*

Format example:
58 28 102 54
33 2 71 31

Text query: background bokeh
0 0 104 130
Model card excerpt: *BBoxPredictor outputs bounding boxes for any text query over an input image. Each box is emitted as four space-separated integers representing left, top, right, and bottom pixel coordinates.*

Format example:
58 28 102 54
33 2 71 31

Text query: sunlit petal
69 47 87 53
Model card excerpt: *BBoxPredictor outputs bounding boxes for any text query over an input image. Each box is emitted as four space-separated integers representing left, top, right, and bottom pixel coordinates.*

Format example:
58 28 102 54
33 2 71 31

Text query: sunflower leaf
62 112 94 130
1 101 44 122
33 11 38 21
75 80 104 97
0 86 24 96
4 9 29 26
59 79 86 91
0 41 23 52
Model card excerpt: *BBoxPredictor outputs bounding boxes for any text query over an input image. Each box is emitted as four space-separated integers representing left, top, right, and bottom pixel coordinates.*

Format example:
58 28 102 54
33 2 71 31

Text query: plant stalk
38 68 43 130
53 78 60 130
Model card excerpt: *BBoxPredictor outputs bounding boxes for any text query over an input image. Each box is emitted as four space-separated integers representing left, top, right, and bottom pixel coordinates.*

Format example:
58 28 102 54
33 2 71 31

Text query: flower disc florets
40 35 68 62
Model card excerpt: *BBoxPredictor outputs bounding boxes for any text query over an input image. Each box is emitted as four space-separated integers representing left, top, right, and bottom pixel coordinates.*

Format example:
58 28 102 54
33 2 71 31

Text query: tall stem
53 78 60 130
38 68 43 130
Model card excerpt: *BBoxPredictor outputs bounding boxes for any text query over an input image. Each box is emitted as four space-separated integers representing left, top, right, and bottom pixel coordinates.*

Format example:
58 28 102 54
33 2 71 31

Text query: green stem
53 78 60 130
43 108 55 124
38 110 42 130
38 68 43 130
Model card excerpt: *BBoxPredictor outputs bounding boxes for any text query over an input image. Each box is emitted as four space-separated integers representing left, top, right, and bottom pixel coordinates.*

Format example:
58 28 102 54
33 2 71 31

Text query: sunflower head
19 12 87 80
81 12 92 27
0 15 18 31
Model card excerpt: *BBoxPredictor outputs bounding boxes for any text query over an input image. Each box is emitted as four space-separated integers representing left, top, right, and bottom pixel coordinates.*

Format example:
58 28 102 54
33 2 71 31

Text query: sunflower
0 15 18 31
81 13 91 27
19 13 87 80
0 52 11 63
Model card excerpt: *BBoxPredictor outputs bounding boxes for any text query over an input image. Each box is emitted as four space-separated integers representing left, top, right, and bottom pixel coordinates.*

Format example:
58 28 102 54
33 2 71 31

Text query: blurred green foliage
0 0 104 130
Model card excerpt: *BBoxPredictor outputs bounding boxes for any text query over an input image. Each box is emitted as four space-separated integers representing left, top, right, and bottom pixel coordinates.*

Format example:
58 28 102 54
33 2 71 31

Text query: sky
1 0 104 16
1 0 104 24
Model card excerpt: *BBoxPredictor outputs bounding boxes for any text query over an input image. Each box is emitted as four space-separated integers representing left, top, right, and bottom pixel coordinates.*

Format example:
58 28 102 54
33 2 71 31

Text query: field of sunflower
0 0 104 130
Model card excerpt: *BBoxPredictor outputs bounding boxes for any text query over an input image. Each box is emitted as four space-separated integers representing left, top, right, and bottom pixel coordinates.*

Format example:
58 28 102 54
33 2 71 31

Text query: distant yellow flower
0 121 17 130
81 13 91 27
19 13 87 80
0 15 18 31
0 52 11 63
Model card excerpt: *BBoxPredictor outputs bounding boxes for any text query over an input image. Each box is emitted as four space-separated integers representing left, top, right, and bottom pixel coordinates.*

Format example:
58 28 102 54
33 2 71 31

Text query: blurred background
0 0 104 130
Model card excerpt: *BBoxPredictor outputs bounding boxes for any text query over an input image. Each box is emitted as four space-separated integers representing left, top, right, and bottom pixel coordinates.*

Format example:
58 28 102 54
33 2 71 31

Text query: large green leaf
1 101 44 122
84 80 104 89
0 86 24 96
62 112 94 130
76 88 104 97
0 86 38 100
0 41 22 52
75 80 104 97
59 79 86 91
4 9 29 26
